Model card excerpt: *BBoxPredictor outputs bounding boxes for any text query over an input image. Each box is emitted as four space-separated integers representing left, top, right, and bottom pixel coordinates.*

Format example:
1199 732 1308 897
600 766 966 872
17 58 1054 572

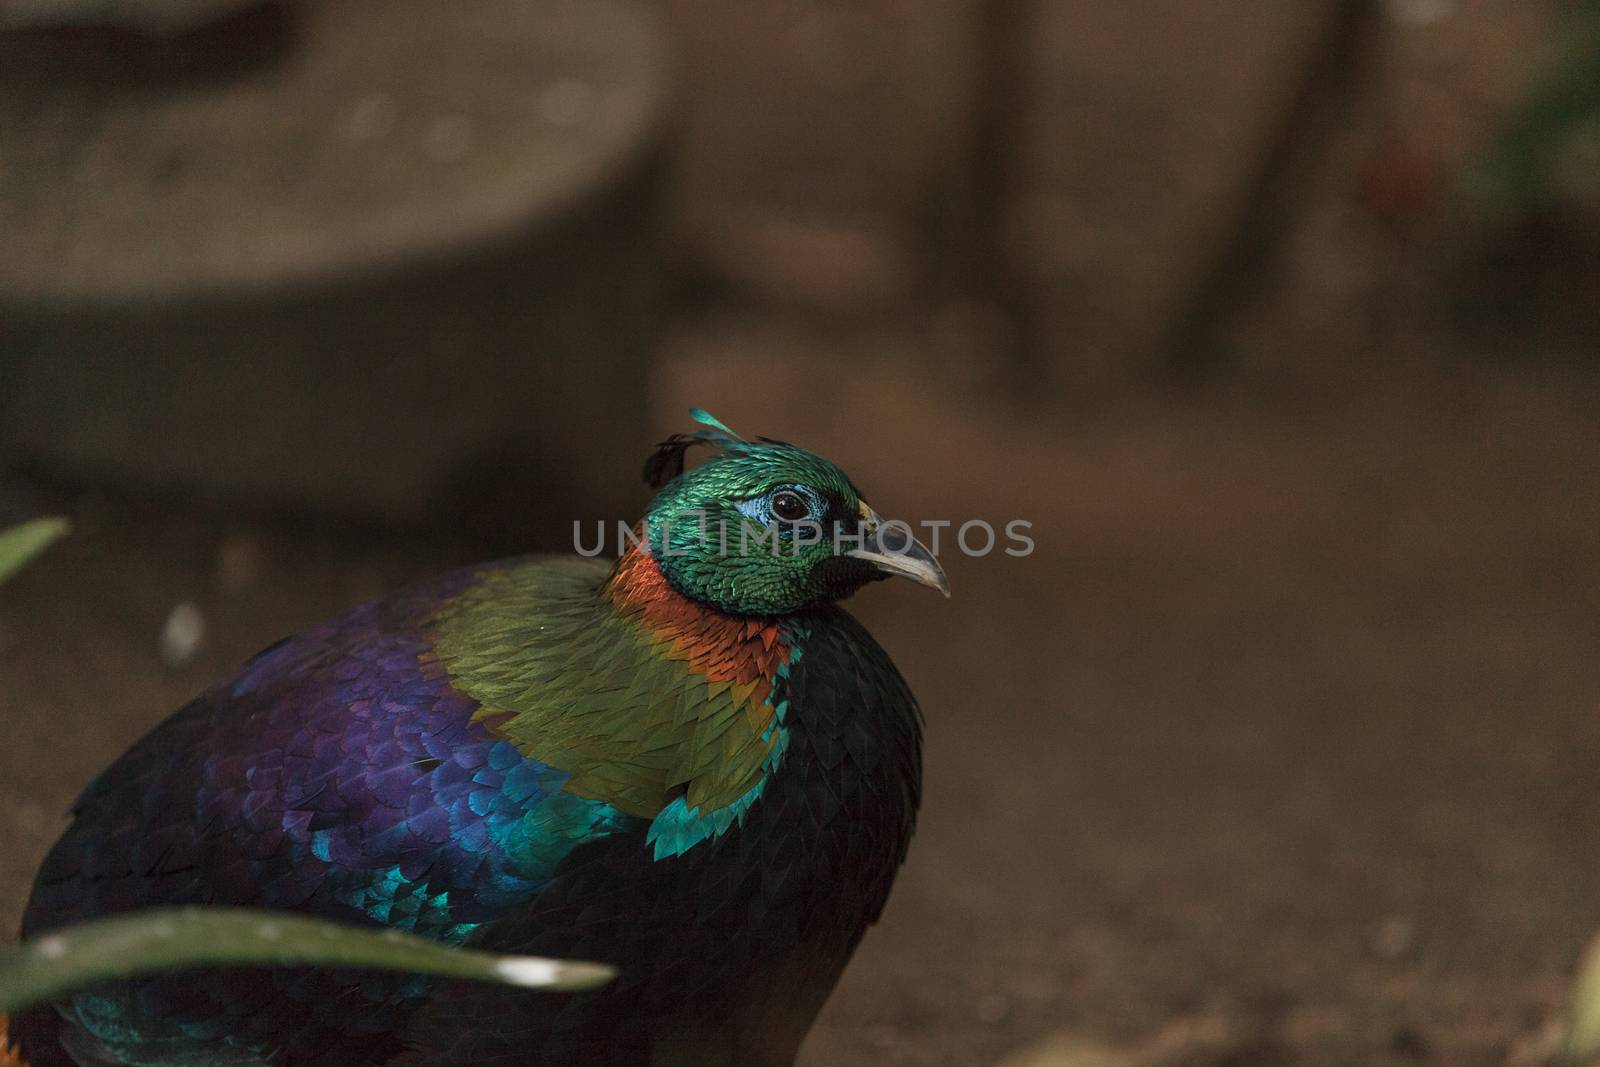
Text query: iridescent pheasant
5 411 947 1067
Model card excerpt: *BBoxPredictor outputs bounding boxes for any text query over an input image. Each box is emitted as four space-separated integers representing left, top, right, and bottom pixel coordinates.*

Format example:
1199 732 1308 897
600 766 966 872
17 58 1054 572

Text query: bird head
640 409 949 615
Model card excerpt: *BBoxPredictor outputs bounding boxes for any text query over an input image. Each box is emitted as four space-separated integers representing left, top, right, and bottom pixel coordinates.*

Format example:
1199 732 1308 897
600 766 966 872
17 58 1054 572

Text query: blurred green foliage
0 907 613 1016
0 517 69 587
1567 932 1600 1064
1465 0 1600 221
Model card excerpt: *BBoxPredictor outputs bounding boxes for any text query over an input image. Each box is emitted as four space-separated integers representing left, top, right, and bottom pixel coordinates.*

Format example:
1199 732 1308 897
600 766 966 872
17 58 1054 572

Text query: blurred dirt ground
3 348 1599 1066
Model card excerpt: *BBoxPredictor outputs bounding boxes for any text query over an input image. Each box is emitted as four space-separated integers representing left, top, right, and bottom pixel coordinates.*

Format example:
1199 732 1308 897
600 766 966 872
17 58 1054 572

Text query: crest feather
642 410 747 489
688 408 742 442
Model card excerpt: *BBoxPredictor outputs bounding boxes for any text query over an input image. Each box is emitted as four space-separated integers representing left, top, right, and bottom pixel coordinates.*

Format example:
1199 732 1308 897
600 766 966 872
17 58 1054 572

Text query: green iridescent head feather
639 410 948 616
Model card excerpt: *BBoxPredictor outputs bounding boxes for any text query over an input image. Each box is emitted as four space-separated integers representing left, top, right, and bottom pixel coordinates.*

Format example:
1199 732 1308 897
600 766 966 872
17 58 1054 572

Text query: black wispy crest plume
642 409 744 489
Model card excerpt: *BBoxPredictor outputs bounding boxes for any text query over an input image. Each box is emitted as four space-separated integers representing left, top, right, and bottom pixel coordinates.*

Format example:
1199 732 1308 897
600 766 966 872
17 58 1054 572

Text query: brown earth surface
3 355 1598 1066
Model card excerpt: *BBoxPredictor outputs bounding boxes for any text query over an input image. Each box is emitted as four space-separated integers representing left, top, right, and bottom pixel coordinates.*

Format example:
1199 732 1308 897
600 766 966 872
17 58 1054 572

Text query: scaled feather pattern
6 419 929 1067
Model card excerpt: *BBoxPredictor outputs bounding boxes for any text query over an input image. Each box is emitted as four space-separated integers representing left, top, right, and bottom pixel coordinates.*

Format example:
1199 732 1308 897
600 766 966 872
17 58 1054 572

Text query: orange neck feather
0 1014 30 1067
606 544 791 688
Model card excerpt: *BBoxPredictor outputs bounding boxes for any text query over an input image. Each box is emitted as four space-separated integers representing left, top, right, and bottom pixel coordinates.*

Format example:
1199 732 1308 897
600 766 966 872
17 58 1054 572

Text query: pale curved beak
847 504 951 598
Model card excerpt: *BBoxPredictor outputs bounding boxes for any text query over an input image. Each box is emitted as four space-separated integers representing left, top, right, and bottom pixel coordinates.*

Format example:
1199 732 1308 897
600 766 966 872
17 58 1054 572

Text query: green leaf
1567 931 1600 1064
0 906 614 1015
0 517 70 587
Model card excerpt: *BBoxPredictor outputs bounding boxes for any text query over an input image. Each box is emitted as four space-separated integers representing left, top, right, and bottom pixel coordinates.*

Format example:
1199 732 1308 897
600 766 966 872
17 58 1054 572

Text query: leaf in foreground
1568 931 1600 1065
0 517 70 587
0 907 614 1015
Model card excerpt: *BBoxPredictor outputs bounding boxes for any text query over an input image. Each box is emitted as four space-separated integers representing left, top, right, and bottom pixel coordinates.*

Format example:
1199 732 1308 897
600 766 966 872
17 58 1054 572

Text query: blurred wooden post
1001 0 1350 392
0 0 671 548
661 0 988 315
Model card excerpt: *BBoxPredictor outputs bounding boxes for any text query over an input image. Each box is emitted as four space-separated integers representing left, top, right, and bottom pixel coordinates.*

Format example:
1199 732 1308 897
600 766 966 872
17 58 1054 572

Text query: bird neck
604 542 792 689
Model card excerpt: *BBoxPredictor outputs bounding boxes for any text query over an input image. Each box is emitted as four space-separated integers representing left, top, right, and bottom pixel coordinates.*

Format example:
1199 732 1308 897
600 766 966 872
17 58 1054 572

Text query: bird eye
770 489 810 522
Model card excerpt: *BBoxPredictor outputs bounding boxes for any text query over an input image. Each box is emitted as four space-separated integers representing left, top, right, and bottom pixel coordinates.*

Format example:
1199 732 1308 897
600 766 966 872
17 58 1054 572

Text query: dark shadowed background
3 1 1599 1063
